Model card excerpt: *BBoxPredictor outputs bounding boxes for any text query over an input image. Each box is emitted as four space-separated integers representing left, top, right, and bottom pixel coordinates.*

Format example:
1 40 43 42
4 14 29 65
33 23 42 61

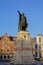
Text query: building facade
0 33 14 61
34 34 43 60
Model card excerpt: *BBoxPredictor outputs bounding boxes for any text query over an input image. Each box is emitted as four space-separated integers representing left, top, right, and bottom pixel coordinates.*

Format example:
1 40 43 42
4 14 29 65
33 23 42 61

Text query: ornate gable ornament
1 33 10 42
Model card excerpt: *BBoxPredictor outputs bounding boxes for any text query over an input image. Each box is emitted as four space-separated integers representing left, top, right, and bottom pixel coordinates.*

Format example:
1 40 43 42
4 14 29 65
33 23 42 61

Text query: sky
0 0 43 37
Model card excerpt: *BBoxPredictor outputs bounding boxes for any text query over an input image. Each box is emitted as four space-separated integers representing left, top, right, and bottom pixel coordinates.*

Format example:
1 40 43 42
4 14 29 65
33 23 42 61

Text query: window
39 37 41 43
4 55 6 59
7 49 9 52
36 52 38 57
35 45 37 49
40 52 41 58
8 55 10 59
0 56 3 59
1 49 3 52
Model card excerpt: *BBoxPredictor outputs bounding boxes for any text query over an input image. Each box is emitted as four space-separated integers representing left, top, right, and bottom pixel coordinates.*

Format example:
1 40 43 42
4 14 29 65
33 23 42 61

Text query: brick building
0 33 14 61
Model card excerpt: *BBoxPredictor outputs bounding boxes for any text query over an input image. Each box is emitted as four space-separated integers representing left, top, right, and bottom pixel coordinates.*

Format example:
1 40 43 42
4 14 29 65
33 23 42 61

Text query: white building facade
34 34 43 60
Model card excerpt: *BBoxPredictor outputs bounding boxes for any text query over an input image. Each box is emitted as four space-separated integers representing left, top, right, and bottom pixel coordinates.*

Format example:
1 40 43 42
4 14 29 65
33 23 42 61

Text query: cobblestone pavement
35 61 43 65
0 61 43 65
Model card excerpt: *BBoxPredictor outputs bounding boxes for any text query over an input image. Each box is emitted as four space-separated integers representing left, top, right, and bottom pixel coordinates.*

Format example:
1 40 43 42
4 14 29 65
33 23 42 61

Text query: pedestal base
10 31 35 64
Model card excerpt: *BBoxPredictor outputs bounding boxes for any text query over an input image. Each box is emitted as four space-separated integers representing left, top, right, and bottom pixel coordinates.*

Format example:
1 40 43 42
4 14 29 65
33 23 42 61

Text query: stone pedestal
10 31 35 64
17 31 30 41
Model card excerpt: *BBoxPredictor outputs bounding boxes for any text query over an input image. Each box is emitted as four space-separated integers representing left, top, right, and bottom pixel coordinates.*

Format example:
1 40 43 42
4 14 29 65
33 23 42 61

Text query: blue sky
0 0 43 37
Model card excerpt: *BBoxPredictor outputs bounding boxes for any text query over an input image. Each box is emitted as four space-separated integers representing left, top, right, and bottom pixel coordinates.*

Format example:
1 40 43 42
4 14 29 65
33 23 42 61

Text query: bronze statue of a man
17 10 28 31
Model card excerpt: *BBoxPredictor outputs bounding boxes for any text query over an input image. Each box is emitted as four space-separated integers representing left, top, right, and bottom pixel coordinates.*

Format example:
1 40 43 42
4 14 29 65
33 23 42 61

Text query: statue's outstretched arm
17 10 21 16
17 10 21 22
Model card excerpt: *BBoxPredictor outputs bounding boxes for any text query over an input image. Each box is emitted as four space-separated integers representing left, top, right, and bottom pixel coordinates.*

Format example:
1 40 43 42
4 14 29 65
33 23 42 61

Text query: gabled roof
0 33 17 41
1 33 10 41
